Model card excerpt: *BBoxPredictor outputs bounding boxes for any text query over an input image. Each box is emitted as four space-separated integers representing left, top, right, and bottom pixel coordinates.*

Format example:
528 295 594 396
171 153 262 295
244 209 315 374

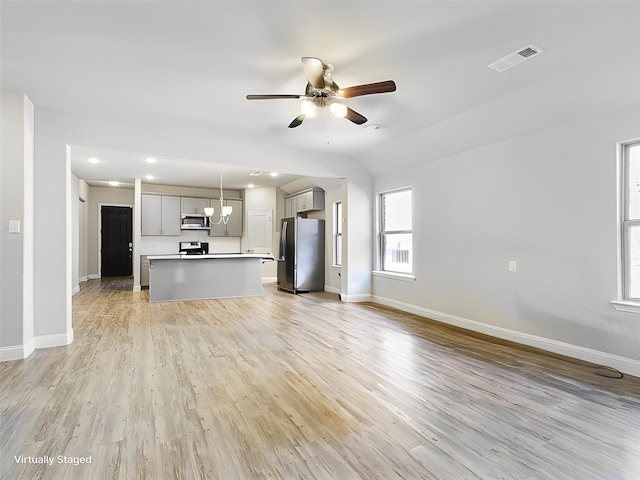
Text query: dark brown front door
101 206 132 277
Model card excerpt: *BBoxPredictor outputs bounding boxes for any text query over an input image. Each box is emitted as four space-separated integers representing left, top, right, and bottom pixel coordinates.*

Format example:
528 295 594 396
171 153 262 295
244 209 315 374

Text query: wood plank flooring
2 277 640 479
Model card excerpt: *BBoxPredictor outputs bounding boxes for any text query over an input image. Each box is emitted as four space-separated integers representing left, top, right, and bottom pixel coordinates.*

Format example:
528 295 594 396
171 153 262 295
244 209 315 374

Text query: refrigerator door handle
278 220 287 261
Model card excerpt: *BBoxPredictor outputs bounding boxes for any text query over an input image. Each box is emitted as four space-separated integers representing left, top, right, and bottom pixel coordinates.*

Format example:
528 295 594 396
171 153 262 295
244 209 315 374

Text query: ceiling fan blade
288 114 305 128
246 94 302 100
339 80 396 98
345 107 367 125
301 57 326 89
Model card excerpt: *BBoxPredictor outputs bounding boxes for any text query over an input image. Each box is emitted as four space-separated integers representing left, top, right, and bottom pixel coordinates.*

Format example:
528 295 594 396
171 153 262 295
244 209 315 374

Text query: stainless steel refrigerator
277 217 325 293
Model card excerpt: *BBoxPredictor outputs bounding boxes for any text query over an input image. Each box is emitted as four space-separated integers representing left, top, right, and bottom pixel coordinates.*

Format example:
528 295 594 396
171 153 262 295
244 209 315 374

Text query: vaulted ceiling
2 1 639 186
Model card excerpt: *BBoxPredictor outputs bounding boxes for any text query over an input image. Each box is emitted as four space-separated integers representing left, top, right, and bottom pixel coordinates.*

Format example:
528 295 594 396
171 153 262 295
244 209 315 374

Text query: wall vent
488 44 544 72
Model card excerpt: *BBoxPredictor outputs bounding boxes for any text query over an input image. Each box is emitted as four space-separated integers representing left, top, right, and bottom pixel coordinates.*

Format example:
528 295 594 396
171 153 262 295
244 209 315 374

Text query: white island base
147 254 274 302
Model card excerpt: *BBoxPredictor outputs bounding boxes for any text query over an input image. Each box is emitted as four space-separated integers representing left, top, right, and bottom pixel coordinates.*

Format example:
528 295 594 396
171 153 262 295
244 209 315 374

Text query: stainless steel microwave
180 214 210 230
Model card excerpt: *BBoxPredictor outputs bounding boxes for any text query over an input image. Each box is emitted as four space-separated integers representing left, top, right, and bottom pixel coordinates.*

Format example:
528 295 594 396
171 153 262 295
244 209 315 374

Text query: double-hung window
379 188 413 274
619 141 640 307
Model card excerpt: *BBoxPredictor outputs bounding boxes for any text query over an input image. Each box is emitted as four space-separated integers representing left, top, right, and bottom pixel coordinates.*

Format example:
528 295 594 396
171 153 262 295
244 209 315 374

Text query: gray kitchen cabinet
224 199 243 236
141 194 162 235
195 198 210 214
161 196 181 235
209 198 243 237
284 188 325 215
181 197 210 214
181 197 196 214
142 194 180 236
296 191 313 212
285 197 295 218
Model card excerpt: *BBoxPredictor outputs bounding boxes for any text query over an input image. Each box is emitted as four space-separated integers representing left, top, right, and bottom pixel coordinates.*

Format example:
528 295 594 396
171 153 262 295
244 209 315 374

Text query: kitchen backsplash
141 230 240 255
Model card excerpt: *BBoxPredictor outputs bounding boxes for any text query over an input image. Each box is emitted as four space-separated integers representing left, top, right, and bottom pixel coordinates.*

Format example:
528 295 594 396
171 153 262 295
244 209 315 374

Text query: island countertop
147 253 274 261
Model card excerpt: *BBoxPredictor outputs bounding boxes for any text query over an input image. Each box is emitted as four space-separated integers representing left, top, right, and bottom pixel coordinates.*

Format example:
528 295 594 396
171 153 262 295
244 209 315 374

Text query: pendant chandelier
204 167 232 225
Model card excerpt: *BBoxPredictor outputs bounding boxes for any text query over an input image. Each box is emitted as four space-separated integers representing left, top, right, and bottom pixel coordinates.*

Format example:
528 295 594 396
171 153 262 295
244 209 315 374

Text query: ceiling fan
246 57 396 128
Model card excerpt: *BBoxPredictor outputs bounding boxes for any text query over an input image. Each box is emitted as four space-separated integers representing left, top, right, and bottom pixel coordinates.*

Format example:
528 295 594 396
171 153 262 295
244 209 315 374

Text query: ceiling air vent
249 171 263 176
488 44 544 72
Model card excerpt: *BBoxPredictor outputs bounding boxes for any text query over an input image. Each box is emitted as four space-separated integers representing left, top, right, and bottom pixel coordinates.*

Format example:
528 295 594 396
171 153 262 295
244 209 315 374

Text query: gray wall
0 91 34 356
372 105 640 368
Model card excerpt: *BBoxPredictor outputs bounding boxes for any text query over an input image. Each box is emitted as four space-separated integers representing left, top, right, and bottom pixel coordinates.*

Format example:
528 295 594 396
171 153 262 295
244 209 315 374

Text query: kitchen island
147 253 274 302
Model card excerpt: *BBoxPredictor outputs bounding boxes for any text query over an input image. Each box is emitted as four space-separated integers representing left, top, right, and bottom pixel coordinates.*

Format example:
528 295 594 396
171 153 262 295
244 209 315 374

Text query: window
334 201 342 266
379 188 412 274
621 141 640 302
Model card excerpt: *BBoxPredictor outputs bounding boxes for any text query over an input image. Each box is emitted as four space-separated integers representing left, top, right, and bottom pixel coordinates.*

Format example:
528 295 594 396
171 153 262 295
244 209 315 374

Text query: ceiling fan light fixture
301 99 317 117
246 57 396 127
330 102 347 118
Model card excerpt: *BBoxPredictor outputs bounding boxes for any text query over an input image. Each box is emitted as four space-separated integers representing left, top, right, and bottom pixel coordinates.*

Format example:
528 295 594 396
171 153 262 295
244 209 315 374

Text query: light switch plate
508 260 517 272
9 220 21 234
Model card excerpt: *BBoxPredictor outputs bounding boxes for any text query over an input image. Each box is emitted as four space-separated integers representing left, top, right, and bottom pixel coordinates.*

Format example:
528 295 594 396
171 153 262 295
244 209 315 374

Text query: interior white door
248 209 272 253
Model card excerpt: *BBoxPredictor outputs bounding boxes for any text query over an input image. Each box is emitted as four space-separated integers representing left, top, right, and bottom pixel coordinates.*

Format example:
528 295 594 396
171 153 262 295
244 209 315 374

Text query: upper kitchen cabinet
285 188 325 215
209 198 243 237
141 194 162 235
162 196 181 235
285 197 295 218
141 194 181 236
181 197 210 215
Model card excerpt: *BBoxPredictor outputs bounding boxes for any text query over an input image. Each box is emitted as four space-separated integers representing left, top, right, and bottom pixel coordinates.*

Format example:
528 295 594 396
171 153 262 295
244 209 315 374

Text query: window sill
611 300 640 314
372 270 416 282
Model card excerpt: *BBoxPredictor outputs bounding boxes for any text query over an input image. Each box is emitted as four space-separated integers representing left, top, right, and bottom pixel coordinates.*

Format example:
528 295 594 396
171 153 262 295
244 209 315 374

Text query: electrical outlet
508 260 517 272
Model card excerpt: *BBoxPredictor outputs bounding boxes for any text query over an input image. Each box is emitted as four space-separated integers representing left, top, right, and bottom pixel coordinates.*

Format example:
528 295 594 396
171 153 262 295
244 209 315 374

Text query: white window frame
612 139 640 313
333 201 342 266
374 187 414 279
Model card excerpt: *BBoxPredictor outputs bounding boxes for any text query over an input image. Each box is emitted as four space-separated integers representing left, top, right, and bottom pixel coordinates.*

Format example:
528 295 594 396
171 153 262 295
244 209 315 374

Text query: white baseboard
341 293 372 303
34 331 73 350
88 274 100 280
262 276 277 284
133 285 141 292
72 284 80 296
24 337 35 358
0 344 27 362
324 285 341 295
372 295 640 378
2 331 73 362
80 275 89 283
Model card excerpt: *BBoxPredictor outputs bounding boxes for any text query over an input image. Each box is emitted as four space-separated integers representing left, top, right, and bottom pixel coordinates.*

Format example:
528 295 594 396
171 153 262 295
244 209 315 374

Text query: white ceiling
67 144 325 191
2 1 639 186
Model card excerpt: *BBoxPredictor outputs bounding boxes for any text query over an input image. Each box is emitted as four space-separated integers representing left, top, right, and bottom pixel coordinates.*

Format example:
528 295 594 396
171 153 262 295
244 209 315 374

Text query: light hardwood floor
2 277 640 479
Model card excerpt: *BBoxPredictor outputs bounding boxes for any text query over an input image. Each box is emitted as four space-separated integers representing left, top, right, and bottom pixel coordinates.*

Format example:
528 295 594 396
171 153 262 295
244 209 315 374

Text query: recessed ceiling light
247 184 255 189
108 181 120 186
270 172 279 177
145 175 154 180
88 157 100 164
145 157 156 164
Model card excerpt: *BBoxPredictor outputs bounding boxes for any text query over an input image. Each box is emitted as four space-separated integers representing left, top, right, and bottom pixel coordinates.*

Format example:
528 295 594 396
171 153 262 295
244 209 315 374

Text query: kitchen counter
147 253 274 261
148 253 274 302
